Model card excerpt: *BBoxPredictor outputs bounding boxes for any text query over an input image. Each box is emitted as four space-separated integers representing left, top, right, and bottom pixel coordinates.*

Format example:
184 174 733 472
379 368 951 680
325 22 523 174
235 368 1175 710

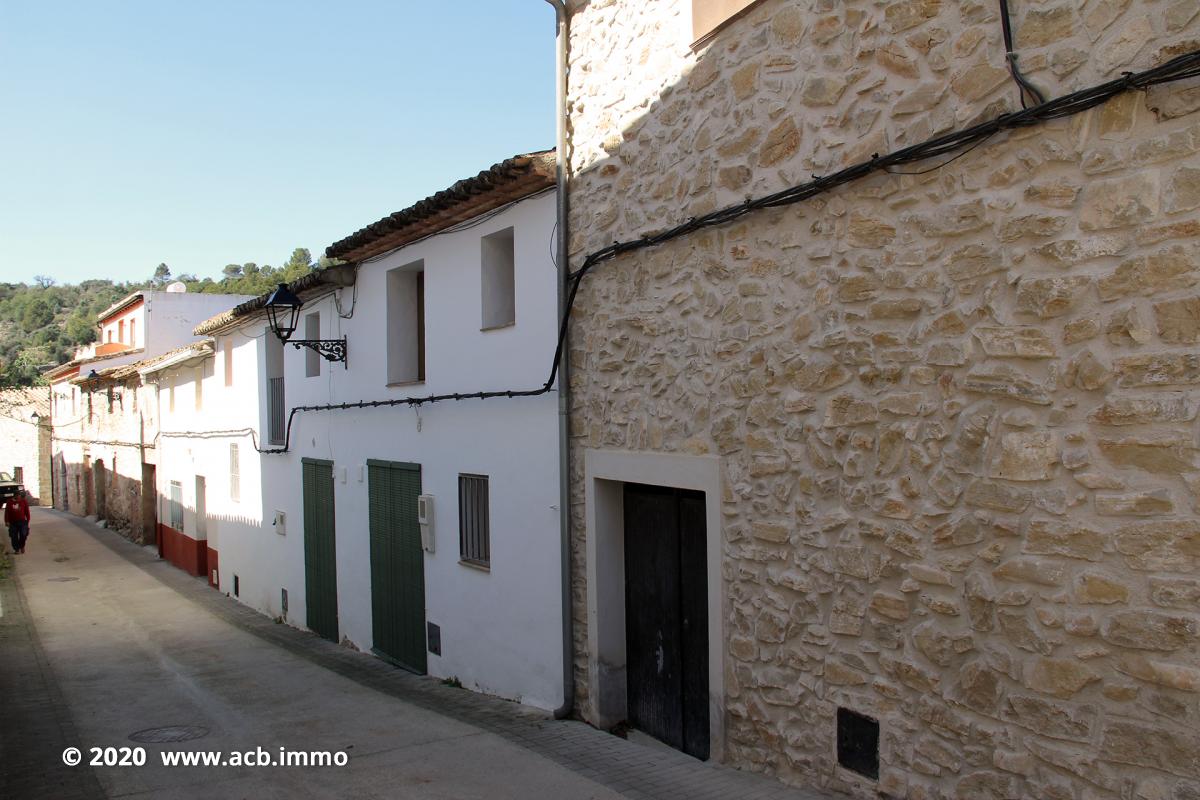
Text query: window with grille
169 480 183 529
458 474 490 568
229 443 241 503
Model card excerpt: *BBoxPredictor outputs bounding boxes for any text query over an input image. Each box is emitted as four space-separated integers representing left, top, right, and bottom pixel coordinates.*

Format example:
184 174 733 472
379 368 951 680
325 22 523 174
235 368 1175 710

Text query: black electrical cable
998 0 1047 108
255 49 1200 454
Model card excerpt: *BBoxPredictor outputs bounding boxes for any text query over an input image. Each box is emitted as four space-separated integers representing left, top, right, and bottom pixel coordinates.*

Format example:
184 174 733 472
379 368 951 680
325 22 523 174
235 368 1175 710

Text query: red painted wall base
157 523 208 578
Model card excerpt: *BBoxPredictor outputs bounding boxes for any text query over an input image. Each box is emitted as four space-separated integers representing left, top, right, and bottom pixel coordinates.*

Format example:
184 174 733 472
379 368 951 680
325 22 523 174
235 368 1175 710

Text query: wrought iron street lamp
264 283 348 367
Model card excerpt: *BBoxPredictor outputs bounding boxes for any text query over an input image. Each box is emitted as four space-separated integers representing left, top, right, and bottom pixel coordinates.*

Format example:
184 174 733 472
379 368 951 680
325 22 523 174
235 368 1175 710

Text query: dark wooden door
94 460 107 520
623 483 709 760
302 458 339 642
141 463 157 546
368 460 426 674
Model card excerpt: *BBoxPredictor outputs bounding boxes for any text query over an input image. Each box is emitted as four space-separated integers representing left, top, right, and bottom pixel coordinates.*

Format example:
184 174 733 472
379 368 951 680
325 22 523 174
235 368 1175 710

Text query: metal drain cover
47 577 79 582
129 725 210 743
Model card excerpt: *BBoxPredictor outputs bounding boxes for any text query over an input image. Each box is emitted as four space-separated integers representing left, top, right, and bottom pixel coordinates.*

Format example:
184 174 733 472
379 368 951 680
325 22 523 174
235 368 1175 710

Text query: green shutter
368 459 426 673
302 459 338 642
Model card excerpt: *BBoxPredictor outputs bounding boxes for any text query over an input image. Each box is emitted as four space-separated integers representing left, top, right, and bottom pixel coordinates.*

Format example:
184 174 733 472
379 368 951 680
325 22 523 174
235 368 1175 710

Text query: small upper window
692 0 763 45
481 227 515 330
386 262 426 385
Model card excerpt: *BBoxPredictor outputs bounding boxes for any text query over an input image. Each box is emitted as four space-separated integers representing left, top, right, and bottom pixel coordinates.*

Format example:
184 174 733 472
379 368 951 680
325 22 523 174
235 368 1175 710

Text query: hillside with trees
0 248 328 387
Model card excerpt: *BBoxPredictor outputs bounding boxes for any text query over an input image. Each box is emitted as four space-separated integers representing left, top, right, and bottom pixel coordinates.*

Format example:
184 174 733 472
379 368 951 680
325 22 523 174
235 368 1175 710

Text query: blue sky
0 1 555 286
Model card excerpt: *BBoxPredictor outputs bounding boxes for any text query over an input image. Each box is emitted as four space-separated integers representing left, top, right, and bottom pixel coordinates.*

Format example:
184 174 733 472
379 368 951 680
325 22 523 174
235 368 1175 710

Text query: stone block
1098 434 1196 473
912 620 974 666
822 394 879 428
1096 489 1176 516
1016 275 1091 318
1149 577 1200 609
1103 9 1152 67
951 62 1009 103
963 366 1051 405
1088 393 1197 425
972 327 1056 359
1155 296 1200 344
759 117 799 166
1100 610 1200 651
1024 519 1105 561
990 431 1057 481
870 590 910 621
965 480 1033 513
1100 720 1200 778
1115 352 1200 387
1026 657 1101 699
1115 519 1200 571
955 660 1002 713
993 557 1065 586
1098 247 1197 301
1117 655 1200 693
1002 694 1095 741
1166 165 1200 213
1075 572 1131 605
884 0 942 33
1079 172 1159 230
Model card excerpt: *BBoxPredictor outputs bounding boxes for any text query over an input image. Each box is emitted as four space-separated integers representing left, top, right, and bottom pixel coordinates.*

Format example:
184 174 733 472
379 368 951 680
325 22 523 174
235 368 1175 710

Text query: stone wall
52 380 156 543
0 387 51 503
565 1 1200 797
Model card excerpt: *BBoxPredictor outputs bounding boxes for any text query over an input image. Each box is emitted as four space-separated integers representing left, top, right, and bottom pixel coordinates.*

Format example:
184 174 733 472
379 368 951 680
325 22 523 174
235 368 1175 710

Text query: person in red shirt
5 490 31 554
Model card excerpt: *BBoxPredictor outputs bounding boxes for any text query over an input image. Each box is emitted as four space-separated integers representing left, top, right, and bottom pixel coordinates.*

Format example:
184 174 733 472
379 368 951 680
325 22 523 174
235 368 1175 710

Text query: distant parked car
0 471 23 501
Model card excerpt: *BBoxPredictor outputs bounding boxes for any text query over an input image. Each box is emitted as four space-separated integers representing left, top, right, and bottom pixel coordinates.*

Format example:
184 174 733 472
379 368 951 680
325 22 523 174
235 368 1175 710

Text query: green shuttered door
368 460 426 674
302 459 339 642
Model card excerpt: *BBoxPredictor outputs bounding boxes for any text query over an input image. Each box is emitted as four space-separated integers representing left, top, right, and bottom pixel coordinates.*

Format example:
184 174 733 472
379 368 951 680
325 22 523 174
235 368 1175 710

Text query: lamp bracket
290 337 348 368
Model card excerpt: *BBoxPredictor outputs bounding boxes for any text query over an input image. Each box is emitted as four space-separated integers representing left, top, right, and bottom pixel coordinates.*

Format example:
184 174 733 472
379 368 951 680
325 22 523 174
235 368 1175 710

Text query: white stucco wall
152 334 268 584
225 190 565 709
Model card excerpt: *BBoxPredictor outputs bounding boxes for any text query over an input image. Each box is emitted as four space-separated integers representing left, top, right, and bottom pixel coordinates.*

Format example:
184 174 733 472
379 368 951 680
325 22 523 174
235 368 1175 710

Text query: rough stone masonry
564 0 1200 798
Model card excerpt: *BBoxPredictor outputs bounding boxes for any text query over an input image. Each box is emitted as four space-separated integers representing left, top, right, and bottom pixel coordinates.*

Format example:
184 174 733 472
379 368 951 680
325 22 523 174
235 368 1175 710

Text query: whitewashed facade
47 288 253 539
196 153 565 710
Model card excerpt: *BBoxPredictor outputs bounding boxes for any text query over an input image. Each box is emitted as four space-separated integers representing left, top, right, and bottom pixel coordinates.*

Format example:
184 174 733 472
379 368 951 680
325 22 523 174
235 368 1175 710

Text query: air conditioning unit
417 494 434 553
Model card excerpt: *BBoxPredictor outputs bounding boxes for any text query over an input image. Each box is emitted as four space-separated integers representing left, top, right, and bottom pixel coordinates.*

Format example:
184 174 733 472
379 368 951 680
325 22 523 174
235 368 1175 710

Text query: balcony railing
268 376 285 445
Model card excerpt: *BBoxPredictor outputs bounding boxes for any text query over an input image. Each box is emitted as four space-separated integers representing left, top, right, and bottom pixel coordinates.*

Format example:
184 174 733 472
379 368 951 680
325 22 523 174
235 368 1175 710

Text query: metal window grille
458 474 490 567
229 443 241 503
169 481 183 529
268 376 285 444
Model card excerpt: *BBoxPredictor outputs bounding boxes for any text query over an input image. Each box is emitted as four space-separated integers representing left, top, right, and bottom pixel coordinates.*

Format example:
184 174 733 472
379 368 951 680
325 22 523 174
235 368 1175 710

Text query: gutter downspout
545 0 574 721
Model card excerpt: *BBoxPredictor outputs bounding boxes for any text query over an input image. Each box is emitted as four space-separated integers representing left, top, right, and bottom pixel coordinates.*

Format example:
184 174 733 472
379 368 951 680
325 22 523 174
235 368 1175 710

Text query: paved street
0 509 826 800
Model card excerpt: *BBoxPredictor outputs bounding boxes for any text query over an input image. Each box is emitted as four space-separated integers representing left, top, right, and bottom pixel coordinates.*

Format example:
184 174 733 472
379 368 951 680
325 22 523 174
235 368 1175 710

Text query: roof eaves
192 263 357 337
324 149 555 264
96 291 146 323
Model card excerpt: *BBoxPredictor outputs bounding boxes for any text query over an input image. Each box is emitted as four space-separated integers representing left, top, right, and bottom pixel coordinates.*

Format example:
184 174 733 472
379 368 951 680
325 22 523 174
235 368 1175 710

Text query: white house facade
194 152 566 710
46 287 252 540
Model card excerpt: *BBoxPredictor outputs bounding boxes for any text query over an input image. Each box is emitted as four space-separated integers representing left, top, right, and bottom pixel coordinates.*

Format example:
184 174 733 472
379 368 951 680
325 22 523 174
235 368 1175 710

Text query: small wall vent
837 707 879 780
427 622 441 656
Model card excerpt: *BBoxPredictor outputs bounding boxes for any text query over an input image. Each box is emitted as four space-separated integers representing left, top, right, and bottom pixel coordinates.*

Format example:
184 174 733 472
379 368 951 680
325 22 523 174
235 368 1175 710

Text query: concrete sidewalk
1 509 829 800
